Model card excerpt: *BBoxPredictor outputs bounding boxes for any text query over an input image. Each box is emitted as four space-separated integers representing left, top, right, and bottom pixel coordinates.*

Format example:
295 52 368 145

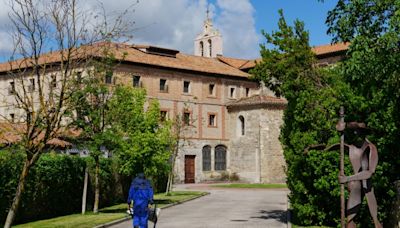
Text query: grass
14 191 206 228
292 225 333 228
210 183 287 189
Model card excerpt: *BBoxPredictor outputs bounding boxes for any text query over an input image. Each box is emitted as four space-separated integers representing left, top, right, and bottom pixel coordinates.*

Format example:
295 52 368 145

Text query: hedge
0 150 129 225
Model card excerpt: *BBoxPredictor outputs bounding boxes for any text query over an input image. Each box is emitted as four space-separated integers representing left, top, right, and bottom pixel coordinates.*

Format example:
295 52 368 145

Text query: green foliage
0 150 85 224
0 150 128 225
327 0 400 226
107 86 174 192
326 0 399 43
254 5 400 226
251 10 368 226
86 156 130 207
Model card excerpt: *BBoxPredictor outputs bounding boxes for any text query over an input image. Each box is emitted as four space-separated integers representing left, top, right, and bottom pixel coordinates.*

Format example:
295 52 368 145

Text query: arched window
202 145 211 171
239 115 245 136
215 145 226 171
208 39 212 57
200 41 204 57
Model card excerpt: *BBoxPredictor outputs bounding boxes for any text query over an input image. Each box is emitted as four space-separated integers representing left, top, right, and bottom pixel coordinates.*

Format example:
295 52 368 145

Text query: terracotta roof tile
218 43 349 70
0 122 75 148
0 42 250 78
227 94 287 109
311 42 350 56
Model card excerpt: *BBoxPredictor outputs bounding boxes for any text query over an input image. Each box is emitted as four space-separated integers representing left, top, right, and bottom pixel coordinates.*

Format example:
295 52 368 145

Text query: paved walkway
112 184 289 228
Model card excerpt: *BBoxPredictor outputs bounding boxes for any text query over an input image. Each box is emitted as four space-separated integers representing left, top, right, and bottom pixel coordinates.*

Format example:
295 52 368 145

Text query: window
105 71 113 84
215 145 226 171
208 39 212 57
183 111 191 125
208 114 216 127
200 41 204 57
133 75 141 87
9 81 15 95
209 84 215 96
202 145 211 171
51 75 57 88
76 72 82 83
229 87 236 98
29 78 35 92
239 115 245 136
160 79 168 92
245 88 250 97
160 110 168 121
183 81 190 94
10 113 15 123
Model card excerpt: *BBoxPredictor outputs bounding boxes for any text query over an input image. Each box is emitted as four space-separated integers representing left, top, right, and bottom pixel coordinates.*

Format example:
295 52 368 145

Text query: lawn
211 183 287 189
14 191 207 228
292 225 333 228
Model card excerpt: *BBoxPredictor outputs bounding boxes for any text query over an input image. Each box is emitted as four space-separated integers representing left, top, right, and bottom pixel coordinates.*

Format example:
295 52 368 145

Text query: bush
0 150 129 225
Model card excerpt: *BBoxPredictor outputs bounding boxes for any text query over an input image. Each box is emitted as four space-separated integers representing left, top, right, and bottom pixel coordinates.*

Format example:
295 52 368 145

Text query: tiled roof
0 42 348 77
216 56 261 70
227 94 287 110
0 42 250 78
218 43 349 70
311 42 350 56
0 122 75 148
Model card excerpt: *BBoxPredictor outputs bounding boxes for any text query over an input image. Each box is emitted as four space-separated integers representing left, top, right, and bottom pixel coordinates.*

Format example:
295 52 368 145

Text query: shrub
0 150 129 225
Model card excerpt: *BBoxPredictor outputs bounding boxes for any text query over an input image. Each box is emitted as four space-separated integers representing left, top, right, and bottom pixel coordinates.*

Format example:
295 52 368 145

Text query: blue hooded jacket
127 174 154 216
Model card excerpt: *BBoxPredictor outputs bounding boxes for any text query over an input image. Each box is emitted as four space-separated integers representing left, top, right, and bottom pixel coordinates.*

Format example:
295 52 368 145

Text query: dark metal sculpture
304 107 382 227
336 107 382 228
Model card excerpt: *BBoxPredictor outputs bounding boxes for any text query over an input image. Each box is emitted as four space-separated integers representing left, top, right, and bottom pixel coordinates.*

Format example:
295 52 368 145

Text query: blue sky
250 0 338 46
0 0 338 62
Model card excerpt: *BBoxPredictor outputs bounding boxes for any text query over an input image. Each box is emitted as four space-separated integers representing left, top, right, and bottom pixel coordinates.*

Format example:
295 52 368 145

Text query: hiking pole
153 202 158 228
339 106 345 228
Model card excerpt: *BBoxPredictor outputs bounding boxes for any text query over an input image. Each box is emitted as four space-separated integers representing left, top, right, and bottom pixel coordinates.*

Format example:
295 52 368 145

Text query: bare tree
165 104 198 194
1 0 134 227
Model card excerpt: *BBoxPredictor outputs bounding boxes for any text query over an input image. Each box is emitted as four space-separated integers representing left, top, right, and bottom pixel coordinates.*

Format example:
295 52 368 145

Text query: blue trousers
132 209 148 228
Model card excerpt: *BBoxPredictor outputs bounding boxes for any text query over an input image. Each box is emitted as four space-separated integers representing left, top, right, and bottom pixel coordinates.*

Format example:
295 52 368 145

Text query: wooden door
184 155 195 183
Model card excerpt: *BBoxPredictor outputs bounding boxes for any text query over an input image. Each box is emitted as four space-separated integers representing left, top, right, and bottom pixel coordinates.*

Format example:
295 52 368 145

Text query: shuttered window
202 145 211 171
215 145 226 171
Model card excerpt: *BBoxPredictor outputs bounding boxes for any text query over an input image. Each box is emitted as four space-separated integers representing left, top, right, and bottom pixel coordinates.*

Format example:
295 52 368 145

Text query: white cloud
0 0 14 59
0 0 260 61
214 0 260 59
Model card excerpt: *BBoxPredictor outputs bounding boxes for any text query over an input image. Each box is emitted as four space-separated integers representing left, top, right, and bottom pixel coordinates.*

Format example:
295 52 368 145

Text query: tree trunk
166 145 178 194
81 167 88 214
4 160 31 228
93 157 100 213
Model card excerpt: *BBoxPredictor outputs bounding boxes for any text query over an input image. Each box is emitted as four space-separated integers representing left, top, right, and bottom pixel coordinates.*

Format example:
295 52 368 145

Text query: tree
69 47 121 213
165 107 196 195
251 10 362 226
107 86 174 192
326 0 400 225
1 0 132 226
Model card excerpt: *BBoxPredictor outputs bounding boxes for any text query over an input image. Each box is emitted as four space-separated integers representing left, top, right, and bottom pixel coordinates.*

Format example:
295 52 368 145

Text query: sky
0 0 338 62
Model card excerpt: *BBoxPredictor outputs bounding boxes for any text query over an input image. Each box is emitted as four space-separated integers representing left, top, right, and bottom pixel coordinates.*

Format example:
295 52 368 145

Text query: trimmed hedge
0 150 129 225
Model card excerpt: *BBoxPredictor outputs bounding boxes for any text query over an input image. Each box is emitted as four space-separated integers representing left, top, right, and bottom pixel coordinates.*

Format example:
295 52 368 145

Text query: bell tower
194 6 223 58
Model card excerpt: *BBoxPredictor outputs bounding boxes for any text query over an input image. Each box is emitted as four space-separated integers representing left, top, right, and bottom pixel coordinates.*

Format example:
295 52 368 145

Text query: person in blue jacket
127 173 154 228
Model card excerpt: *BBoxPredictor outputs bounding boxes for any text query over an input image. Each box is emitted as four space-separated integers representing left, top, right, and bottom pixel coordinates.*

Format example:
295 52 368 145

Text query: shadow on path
250 209 287 223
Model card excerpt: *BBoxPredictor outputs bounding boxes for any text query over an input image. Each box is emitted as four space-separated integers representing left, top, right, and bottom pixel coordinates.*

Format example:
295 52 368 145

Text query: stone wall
229 109 261 183
173 139 230 183
259 108 286 183
228 106 286 183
